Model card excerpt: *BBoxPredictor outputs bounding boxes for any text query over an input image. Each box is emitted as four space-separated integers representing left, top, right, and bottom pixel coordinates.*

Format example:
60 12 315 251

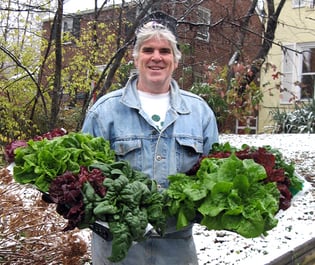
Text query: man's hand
90 221 113 241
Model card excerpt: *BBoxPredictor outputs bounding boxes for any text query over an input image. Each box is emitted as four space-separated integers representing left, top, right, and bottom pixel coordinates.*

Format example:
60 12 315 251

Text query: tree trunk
238 0 286 94
50 0 64 130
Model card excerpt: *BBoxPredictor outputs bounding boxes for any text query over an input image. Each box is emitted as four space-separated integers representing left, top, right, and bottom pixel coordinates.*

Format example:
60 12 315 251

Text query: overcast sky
63 0 129 13
63 0 95 13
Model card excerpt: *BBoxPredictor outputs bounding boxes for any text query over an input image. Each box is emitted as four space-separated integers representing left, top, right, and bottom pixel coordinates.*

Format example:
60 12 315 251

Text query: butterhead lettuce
165 153 280 238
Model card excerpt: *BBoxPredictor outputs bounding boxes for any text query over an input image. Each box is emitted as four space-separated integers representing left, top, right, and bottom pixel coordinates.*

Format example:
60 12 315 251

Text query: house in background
41 0 264 132
258 0 315 132
43 0 263 88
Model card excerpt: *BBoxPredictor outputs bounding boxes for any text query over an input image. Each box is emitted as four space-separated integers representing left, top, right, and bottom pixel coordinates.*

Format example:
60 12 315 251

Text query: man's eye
142 48 154 53
160 48 171 54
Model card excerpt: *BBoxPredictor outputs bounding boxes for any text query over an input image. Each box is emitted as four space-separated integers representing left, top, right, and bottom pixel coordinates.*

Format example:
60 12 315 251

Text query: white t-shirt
138 90 170 131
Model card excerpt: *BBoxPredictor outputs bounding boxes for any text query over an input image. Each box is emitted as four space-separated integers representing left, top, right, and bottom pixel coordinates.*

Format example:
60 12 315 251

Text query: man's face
134 37 178 94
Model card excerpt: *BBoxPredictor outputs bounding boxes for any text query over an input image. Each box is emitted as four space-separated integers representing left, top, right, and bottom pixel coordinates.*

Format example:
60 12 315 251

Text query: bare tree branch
237 0 286 95
0 45 38 86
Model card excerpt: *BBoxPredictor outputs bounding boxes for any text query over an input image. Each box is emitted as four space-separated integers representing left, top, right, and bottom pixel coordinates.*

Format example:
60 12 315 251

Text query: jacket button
156 155 162 161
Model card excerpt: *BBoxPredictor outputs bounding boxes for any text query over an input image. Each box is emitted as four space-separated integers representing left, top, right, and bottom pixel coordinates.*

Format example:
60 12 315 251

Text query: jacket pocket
175 137 203 173
112 139 142 171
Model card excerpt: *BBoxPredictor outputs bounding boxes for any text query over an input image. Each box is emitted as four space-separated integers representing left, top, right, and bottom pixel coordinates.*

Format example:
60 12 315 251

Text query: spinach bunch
44 160 165 262
84 161 166 262
13 132 115 192
165 154 280 238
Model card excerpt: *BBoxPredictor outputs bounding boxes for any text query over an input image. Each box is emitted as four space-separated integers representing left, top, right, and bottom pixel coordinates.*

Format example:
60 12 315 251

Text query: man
82 11 219 265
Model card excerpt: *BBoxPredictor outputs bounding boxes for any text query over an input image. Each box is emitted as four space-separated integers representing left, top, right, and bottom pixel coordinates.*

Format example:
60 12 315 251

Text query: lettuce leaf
165 153 280 238
13 132 115 192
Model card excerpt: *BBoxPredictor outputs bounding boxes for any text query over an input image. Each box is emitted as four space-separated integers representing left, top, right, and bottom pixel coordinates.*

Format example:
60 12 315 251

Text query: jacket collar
120 74 190 114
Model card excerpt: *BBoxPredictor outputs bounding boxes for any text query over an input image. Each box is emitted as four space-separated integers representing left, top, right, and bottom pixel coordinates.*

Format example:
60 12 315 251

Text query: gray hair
132 21 182 63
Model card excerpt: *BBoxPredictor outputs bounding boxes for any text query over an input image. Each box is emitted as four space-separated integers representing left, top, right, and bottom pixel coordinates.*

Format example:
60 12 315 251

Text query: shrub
190 64 262 133
269 100 315 133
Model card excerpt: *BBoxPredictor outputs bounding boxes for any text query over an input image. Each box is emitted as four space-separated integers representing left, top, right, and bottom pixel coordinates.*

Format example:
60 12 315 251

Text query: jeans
91 225 198 265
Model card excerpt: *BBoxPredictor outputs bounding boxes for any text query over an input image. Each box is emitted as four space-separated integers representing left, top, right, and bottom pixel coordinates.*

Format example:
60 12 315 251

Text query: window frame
281 42 315 103
195 6 211 42
59 15 81 40
299 45 315 100
292 0 306 8
62 17 73 33
292 0 315 8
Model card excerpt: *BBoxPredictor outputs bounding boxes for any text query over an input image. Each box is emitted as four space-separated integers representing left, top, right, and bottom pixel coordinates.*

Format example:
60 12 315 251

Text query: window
300 48 315 99
61 17 74 44
307 0 315 8
62 17 73 33
52 15 80 40
281 43 315 103
292 0 315 7
292 0 305 8
196 7 210 42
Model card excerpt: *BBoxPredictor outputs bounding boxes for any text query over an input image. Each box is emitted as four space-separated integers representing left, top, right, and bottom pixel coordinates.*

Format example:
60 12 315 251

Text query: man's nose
151 50 162 61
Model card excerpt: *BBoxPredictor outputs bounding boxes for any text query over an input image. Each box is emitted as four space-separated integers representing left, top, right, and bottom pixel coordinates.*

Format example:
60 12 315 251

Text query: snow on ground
193 134 315 265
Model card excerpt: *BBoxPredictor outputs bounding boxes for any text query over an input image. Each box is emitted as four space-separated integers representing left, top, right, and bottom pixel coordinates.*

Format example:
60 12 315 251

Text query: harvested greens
7 131 304 262
13 132 115 192
208 142 303 210
4 128 67 163
49 160 165 262
165 154 280 238
165 142 303 238
9 131 165 262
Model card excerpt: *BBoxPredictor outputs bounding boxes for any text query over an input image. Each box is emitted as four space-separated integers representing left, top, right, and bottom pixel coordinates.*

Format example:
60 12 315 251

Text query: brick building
42 1 263 90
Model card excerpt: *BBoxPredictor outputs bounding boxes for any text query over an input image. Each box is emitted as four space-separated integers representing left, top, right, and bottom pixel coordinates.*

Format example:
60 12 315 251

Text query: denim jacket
82 75 219 188
81 75 218 265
